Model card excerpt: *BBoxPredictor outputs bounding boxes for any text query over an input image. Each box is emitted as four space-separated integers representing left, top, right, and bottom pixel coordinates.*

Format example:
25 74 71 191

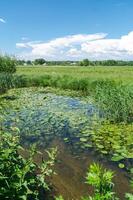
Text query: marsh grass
0 73 14 94
93 80 133 123
0 73 28 94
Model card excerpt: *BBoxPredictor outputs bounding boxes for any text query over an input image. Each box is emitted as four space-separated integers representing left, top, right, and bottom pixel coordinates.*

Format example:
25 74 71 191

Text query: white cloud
16 32 133 60
67 48 82 57
0 18 6 23
16 43 29 48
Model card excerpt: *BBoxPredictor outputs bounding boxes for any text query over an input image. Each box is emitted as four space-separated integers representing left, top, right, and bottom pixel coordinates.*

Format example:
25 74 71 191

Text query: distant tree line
79 59 133 66
16 58 133 66
16 59 77 66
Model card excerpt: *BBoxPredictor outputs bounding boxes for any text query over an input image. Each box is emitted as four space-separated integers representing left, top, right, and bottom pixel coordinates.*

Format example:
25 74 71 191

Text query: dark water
34 138 131 200
0 88 132 199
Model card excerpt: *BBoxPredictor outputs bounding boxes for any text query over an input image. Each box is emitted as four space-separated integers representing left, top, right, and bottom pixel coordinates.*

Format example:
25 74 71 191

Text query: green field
17 65 133 83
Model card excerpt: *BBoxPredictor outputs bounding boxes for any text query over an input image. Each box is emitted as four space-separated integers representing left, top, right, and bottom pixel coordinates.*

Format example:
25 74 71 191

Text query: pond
0 87 132 199
1 87 100 149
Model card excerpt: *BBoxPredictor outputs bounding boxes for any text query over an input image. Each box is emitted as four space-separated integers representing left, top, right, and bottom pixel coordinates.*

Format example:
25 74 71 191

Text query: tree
80 59 92 66
26 60 32 65
16 59 26 66
34 58 46 65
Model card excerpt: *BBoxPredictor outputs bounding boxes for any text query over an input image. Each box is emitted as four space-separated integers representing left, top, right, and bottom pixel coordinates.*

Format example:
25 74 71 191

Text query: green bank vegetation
0 131 57 200
0 56 23 94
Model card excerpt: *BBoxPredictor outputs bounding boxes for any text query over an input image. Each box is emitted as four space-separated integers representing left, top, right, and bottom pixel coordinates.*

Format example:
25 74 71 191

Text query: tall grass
0 73 14 94
0 73 27 94
93 80 133 123
23 75 90 94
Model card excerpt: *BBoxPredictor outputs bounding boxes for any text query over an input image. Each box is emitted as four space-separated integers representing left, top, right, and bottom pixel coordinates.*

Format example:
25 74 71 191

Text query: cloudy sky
1 0 133 60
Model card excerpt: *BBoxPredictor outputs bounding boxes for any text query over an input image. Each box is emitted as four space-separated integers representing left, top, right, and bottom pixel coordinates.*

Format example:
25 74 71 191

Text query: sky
1 0 133 60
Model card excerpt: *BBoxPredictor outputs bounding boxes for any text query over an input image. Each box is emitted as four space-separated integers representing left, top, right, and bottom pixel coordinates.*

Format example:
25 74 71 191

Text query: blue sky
1 0 133 60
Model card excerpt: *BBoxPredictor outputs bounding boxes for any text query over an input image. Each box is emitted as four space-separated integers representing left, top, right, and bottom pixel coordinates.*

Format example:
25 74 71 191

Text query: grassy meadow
17 65 133 83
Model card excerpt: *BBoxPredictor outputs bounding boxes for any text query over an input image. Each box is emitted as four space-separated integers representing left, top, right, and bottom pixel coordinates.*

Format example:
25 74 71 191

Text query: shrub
0 56 16 73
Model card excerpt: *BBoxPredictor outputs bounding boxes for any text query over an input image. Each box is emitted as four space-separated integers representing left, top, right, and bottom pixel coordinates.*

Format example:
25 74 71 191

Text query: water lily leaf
80 138 87 142
118 163 125 169
111 155 124 162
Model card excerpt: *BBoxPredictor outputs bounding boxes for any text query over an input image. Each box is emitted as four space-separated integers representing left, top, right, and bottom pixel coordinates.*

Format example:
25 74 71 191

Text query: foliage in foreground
0 131 57 200
83 163 118 200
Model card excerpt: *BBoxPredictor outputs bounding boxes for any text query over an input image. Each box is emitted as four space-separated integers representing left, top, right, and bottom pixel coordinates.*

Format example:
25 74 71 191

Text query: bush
34 58 46 65
0 56 16 73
